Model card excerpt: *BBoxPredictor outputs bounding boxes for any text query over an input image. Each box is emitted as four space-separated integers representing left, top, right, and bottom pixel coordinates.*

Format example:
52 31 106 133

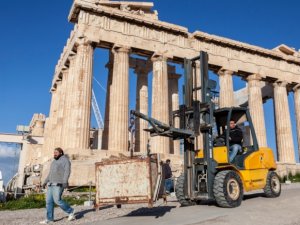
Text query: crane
91 89 104 129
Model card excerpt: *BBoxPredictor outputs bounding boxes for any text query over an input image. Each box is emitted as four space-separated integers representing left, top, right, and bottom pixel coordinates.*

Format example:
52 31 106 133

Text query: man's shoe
68 209 76 221
39 220 52 224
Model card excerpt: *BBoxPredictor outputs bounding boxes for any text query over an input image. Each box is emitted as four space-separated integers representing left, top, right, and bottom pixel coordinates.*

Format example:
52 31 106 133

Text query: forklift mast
182 51 216 200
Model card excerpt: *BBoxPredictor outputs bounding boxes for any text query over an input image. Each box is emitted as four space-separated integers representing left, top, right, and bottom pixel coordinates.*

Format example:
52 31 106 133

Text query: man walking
40 147 75 224
163 159 174 194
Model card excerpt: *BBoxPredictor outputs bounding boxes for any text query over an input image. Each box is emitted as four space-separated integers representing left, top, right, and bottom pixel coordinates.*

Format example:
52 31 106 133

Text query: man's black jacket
229 126 243 146
220 126 243 146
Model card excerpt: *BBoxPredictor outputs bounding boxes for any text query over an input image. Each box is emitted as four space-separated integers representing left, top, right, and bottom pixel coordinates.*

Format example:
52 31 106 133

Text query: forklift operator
227 120 243 162
219 120 243 162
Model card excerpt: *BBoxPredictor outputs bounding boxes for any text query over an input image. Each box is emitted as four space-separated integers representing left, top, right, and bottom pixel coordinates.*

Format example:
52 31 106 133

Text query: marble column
65 40 94 151
194 61 203 151
43 85 60 159
108 45 130 152
168 73 181 155
54 70 68 148
247 74 267 147
135 66 150 153
61 55 76 149
273 81 295 163
151 54 170 155
101 52 114 150
50 80 62 150
218 69 234 107
293 84 300 160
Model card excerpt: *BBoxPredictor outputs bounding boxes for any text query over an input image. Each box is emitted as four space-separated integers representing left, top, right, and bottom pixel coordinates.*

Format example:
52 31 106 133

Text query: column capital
76 37 94 47
151 53 168 62
51 82 60 92
194 61 200 68
112 45 131 54
273 80 288 88
67 54 77 67
217 68 234 76
61 68 68 75
61 69 68 82
56 80 62 86
247 74 262 82
293 84 300 92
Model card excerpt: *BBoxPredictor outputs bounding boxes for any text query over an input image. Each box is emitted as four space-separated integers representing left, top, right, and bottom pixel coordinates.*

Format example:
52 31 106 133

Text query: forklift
131 51 281 208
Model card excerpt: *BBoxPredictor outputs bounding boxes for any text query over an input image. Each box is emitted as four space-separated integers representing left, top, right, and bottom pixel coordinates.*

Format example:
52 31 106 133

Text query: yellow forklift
131 51 280 208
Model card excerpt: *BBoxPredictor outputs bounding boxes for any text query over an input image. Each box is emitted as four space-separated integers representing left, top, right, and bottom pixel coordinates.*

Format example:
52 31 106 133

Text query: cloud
0 144 20 185
0 144 20 157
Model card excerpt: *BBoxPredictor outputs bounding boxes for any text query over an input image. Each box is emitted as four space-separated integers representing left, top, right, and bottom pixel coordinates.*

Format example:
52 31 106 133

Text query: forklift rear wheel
263 171 281 198
213 170 243 208
175 174 196 207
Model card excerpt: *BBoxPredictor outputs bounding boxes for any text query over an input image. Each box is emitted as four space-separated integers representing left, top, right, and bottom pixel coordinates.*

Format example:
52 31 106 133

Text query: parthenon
15 0 300 188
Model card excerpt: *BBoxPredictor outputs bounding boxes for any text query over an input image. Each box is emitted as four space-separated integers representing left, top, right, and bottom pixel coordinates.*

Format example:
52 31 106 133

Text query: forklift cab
213 107 259 166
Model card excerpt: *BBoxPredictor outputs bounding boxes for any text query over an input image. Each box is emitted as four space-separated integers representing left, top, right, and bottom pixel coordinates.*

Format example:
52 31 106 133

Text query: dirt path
1 184 300 225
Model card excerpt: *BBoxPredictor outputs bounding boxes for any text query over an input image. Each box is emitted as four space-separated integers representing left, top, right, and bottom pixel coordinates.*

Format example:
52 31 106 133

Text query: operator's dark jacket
229 126 243 146
221 126 243 146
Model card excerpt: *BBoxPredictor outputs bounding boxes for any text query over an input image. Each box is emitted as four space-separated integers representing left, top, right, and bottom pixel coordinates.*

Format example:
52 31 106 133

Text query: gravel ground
0 195 179 225
1 183 299 225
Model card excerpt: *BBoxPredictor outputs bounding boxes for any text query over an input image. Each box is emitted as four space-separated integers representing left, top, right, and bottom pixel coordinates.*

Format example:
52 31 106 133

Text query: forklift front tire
175 174 196 207
213 170 243 208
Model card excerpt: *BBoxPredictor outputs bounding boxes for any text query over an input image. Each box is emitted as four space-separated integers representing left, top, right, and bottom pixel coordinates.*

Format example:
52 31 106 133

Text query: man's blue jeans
46 185 73 221
165 178 174 193
229 144 242 162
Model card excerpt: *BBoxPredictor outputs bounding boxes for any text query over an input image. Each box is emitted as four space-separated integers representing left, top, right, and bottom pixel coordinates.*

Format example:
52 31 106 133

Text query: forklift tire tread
263 171 281 198
175 174 195 207
213 170 243 208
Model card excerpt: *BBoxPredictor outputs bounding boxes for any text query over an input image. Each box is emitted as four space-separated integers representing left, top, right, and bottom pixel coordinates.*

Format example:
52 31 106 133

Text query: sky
0 0 300 183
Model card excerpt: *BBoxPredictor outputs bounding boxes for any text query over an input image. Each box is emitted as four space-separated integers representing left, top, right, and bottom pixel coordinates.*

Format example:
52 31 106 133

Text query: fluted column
50 80 62 150
101 52 114 150
293 84 300 160
66 40 94 151
194 61 203 151
135 66 150 153
168 73 181 155
43 86 60 159
218 69 234 107
247 74 267 147
151 54 169 155
108 45 130 152
61 55 76 149
273 81 295 163
54 70 68 148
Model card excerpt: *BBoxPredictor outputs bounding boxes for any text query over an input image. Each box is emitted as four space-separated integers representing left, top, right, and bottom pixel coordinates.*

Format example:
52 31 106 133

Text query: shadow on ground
124 206 176 218
243 192 265 201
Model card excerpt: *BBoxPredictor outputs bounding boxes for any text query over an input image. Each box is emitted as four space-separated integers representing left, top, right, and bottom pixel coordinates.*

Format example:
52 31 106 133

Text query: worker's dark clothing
163 163 173 193
229 126 243 162
229 126 243 146
163 163 172 179
221 125 243 162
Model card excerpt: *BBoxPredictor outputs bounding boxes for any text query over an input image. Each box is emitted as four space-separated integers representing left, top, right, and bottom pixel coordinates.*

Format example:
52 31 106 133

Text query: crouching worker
40 147 75 224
